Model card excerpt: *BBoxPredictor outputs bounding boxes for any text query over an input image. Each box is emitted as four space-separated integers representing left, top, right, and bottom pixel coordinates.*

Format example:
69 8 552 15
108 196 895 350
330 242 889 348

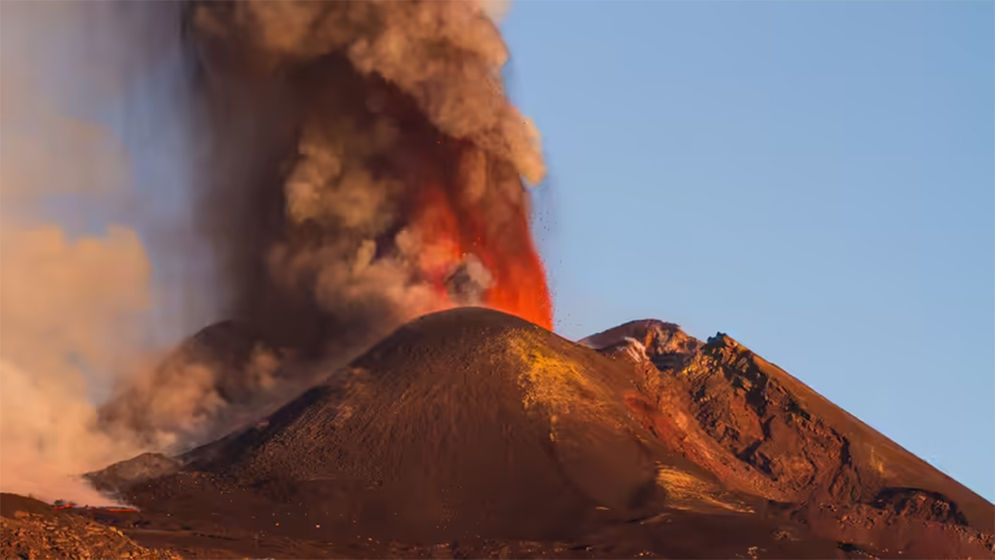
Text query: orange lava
413 171 552 330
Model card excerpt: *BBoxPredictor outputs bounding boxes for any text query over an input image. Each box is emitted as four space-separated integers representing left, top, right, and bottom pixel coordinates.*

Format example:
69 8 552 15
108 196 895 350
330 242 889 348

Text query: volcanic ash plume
190 0 551 351
98 1 553 450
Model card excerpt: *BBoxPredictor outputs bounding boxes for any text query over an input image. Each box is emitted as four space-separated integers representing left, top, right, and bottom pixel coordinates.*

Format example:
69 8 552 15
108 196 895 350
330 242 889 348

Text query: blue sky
501 1 994 500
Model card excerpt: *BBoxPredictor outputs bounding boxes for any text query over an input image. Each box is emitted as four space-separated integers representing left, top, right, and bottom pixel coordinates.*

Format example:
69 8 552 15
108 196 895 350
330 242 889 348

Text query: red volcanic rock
586 319 994 557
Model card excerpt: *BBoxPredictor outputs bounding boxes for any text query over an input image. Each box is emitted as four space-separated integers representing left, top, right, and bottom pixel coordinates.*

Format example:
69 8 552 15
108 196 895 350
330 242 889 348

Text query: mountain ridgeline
30 308 995 558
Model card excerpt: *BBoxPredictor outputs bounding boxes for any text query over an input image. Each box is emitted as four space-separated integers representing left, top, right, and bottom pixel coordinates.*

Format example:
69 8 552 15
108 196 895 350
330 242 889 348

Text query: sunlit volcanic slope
88 309 993 558
583 320 995 555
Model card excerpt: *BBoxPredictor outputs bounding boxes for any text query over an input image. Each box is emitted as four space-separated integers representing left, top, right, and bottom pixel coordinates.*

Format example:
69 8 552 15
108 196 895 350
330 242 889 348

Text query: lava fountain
412 141 552 330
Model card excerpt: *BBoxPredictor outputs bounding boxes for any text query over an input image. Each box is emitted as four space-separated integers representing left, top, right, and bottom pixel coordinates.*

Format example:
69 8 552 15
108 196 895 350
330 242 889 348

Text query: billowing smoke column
190 0 551 354
97 1 553 451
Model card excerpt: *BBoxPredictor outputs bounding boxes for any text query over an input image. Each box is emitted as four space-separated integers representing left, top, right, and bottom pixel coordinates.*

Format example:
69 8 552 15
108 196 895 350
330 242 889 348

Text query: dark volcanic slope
183 308 677 541
90 308 993 559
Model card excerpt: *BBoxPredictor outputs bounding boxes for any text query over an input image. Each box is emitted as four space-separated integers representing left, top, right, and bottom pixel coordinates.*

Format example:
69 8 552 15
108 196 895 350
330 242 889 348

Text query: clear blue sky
501 1 994 501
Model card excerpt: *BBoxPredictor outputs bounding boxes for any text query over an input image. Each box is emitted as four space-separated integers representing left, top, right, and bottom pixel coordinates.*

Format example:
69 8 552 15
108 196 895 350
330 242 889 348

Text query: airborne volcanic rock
87 308 993 558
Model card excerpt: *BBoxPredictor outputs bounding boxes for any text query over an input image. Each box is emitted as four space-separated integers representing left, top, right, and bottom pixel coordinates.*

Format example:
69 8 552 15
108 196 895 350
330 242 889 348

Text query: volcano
3 2 989 558
4 308 976 558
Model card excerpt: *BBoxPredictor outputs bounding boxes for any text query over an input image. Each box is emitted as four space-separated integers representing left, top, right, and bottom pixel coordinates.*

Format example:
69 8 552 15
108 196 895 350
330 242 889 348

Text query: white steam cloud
0 1 206 503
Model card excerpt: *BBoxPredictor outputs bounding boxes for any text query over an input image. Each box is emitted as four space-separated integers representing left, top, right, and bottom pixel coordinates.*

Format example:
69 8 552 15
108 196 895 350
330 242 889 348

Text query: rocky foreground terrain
4 308 992 558
0 494 179 560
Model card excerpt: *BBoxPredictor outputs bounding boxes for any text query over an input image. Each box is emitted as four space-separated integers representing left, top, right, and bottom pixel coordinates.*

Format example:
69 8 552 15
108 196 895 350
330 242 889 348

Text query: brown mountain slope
83 308 991 558
583 319 994 554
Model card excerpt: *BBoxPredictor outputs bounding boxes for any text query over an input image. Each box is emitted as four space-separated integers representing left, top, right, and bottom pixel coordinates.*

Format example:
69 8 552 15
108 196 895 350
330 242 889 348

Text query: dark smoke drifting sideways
99 1 552 451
